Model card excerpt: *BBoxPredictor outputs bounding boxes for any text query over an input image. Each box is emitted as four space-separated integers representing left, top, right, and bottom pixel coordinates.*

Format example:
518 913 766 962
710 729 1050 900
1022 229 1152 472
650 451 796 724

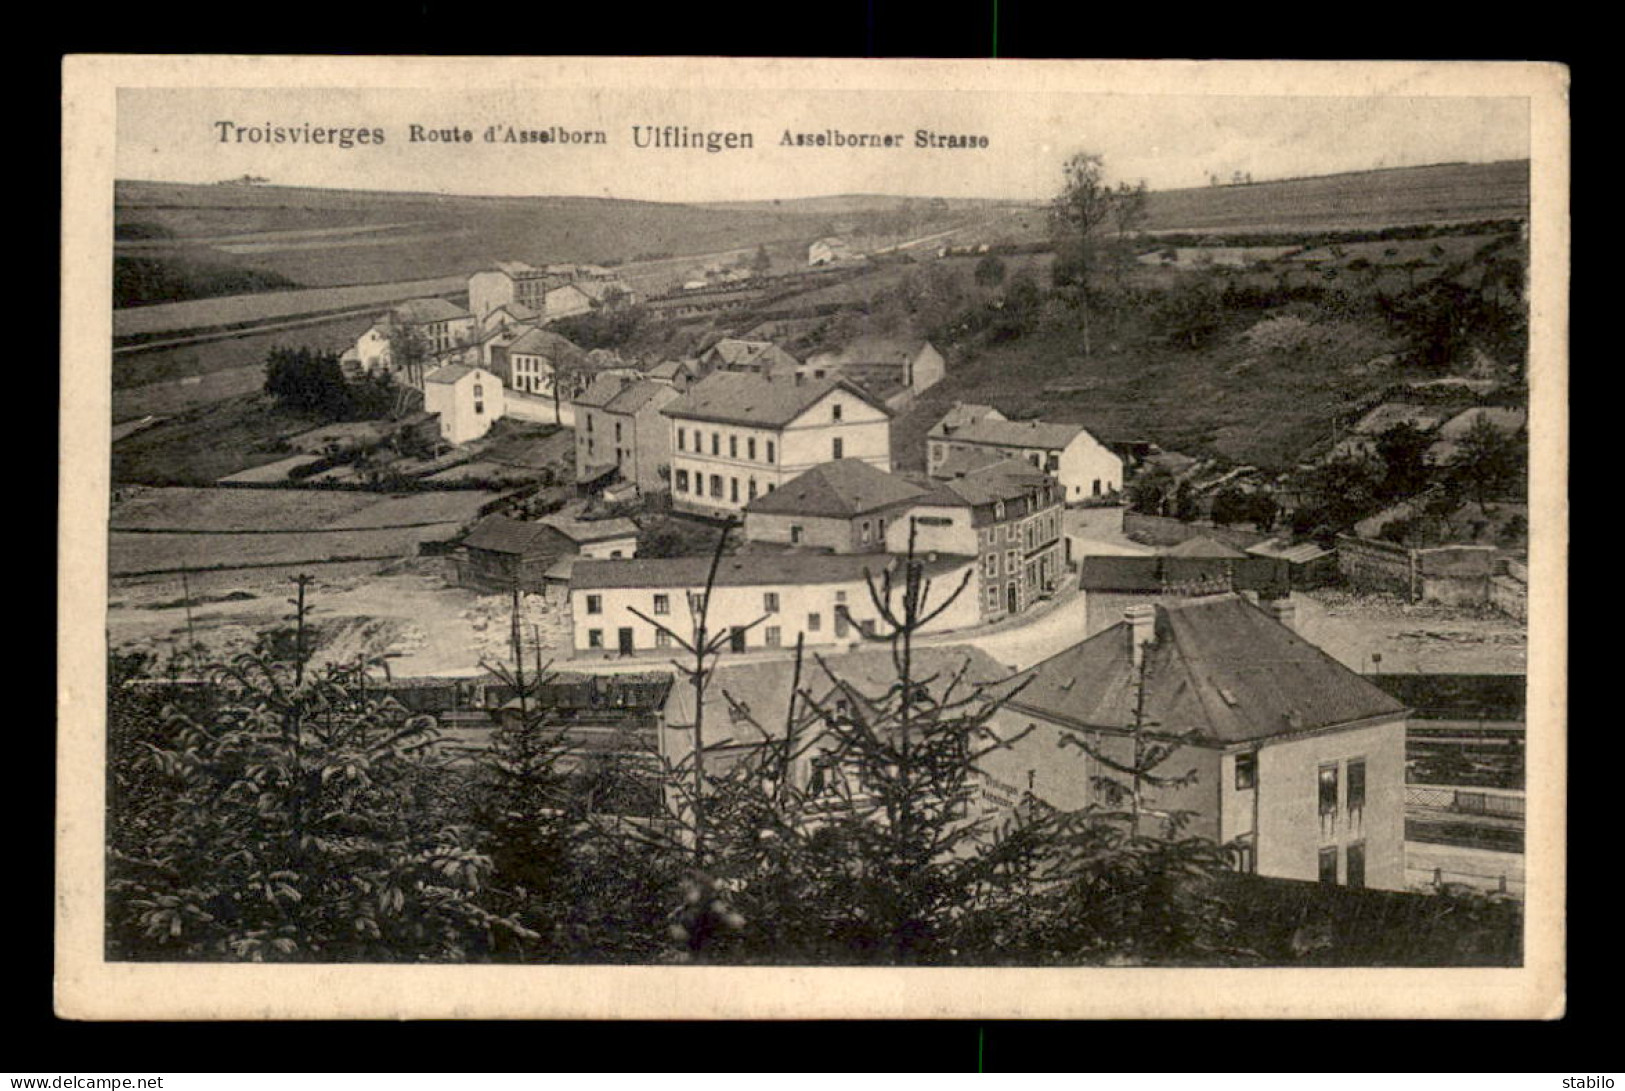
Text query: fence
1406 785 1525 819
1407 864 1524 899
1336 534 1505 610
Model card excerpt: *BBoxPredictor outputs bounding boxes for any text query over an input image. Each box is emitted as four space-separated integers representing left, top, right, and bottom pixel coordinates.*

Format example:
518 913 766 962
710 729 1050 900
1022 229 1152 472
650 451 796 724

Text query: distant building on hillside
808 237 858 265
803 336 946 410
699 338 801 379
468 260 634 322
347 298 478 387
490 327 583 398
423 364 503 445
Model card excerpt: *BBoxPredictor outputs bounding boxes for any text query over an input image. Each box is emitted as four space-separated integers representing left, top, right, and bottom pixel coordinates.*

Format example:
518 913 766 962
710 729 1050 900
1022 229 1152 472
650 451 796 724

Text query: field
112 394 342 484
1142 160 1530 234
114 276 465 340
107 487 502 577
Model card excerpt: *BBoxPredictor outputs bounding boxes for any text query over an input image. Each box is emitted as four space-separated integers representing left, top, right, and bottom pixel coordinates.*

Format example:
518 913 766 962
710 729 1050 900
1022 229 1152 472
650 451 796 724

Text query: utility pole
180 562 198 659
288 574 314 686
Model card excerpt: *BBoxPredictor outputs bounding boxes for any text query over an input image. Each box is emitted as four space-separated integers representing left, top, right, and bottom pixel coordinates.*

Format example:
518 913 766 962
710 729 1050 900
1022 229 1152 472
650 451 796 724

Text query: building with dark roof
662 372 894 518
742 459 929 553
803 336 946 400
568 549 979 659
457 508 637 593
887 458 1067 623
982 594 1410 889
572 374 681 497
928 403 1123 505
1076 552 1291 637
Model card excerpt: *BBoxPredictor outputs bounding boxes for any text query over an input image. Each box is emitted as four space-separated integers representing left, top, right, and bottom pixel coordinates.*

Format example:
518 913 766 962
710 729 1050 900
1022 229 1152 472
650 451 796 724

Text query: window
653 594 670 616
748 437 757 460
1347 759 1367 813
730 435 738 458
835 590 847 603
616 422 623 442
474 384 484 398
833 437 843 460
987 585 1000 609
1235 752 1257 790
675 469 689 492
808 612 821 632
832 402 843 422
689 592 707 615
586 594 603 615
1006 550 1018 574
764 626 781 647
587 416 594 433
859 519 871 543
766 440 776 463
1232 834 1256 875
1346 843 1366 889
1318 846 1338 885
730 478 739 503
655 630 672 649
763 592 780 613
712 432 720 455
678 428 686 451
588 629 604 649
474 401 484 415
790 524 803 544
995 502 1005 520
1093 479 1103 496
710 474 724 498
983 554 998 577
749 479 758 500
1318 764 1339 817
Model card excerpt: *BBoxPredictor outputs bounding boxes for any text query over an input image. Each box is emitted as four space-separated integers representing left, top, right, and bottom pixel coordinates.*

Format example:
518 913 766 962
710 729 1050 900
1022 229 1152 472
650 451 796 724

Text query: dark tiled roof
572 550 974 591
933 446 1017 479
462 514 559 555
660 372 889 427
744 459 927 518
1010 595 1407 744
811 336 931 366
424 364 477 385
392 298 470 324
507 327 580 357
1079 555 1289 595
942 416 1098 451
1165 536 1248 559
537 511 640 543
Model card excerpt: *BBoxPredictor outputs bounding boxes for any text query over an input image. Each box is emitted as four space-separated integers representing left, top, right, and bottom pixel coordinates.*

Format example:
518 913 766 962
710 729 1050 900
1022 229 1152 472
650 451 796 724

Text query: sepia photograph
58 55 1568 1020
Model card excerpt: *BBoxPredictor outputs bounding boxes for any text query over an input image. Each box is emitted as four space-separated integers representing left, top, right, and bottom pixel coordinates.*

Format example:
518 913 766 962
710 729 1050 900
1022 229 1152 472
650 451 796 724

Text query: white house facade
423 365 505 445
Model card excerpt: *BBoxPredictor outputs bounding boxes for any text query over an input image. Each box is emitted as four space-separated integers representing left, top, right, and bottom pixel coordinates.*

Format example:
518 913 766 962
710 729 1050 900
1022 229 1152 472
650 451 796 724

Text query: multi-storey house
741 459 928 553
568 550 978 659
890 457 1065 621
662 373 893 518
572 374 681 498
979 594 1410 889
928 403 1123 504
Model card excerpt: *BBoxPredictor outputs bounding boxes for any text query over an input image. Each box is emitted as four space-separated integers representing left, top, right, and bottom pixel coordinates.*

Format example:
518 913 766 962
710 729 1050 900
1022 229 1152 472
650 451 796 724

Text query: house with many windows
979 594 1410 889
662 372 893 518
567 550 978 659
489 326 584 399
741 458 929 553
891 457 1066 622
928 404 1122 504
572 374 681 498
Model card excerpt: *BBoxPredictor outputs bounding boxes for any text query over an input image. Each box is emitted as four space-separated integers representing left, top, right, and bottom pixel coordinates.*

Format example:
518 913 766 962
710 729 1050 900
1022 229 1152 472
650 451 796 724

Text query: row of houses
391 591 1412 893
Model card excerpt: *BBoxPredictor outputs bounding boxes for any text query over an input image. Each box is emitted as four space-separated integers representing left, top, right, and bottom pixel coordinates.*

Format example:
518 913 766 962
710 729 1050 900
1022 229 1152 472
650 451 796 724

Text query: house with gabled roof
457 507 638 593
928 403 1122 505
568 550 978 658
742 458 929 553
980 593 1410 889
662 372 894 518
803 336 946 400
491 326 584 398
423 364 503 444
699 338 801 379
572 374 681 497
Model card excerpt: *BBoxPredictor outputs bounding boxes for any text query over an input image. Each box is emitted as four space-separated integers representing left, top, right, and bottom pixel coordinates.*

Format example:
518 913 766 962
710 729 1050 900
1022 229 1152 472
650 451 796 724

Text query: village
107 189 1533 921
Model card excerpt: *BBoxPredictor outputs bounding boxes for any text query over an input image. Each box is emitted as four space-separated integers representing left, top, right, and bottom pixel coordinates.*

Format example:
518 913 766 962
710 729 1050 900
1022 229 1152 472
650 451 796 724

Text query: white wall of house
570 563 980 657
424 367 505 445
1252 718 1408 891
1058 431 1124 503
545 284 594 320
909 344 946 392
578 535 638 560
508 352 556 397
469 271 515 321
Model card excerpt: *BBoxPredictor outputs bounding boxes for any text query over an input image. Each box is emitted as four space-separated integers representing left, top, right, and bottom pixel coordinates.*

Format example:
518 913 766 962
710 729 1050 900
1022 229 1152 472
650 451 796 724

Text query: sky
116 85 1531 203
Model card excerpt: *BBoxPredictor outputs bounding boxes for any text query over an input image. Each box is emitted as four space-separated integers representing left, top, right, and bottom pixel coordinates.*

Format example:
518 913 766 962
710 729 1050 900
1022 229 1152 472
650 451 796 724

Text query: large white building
568 550 979 658
468 261 635 322
662 372 894 518
928 404 1123 504
423 364 504 445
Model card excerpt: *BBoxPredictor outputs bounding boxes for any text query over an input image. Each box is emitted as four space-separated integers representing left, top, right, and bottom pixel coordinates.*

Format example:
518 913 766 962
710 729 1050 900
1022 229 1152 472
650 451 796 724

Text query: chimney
1125 603 1157 669
1265 597 1296 632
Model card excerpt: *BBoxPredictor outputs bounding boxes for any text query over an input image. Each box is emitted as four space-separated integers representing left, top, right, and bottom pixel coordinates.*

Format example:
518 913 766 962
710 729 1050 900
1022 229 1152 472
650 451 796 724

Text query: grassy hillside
113 182 976 304
1142 160 1530 234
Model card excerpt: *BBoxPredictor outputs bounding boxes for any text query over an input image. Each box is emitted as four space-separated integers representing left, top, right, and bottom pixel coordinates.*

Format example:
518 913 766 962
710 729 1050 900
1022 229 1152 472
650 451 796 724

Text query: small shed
1247 537 1339 589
